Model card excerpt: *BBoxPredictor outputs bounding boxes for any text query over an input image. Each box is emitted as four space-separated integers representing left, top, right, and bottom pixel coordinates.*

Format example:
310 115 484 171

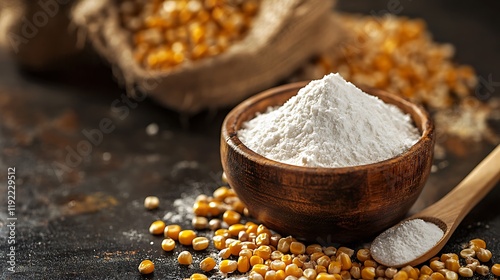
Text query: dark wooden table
0 1 499 279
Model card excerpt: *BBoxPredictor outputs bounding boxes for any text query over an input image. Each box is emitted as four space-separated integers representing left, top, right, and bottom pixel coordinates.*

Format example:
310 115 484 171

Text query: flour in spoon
370 218 444 267
238 73 421 167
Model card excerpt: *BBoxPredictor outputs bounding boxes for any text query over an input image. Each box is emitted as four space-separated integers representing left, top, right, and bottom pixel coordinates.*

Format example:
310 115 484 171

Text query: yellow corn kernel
251 255 264 266
219 248 232 259
317 255 331 268
144 196 159 210
228 223 246 236
285 263 302 277
240 248 254 258
281 254 293 265
220 259 238 273
214 228 229 236
247 223 259 235
270 250 284 260
328 261 342 274
323 246 337 256
193 200 209 216
256 233 271 246
476 265 489 276
337 252 352 270
459 248 475 259
303 268 317 280
292 257 304 268
440 253 459 262
361 267 376 280
469 239 486 250
192 236 209 251
375 265 386 277
277 237 291 253
421 265 433 275
491 264 500 276
200 257 216 272
419 275 431 280
223 210 241 225
385 267 398 278
229 240 243 256
306 244 323 255
458 267 473 277
337 247 354 257
316 265 327 274
287 241 305 255
316 272 336 280
252 263 270 276
444 270 458 280
192 216 208 230
164 224 181 240
149 220 166 235
237 255 250 273
138 259 154 274
429 272 445 280
178 251 193 265
476 248 492 262
161 238 176 251
257 224 272 236
213 235 226 250
393 271 408 280
178 230 197 246
242 241 258 250
208 201 222 216
270 260 286 271
401 265 419 279
263 270 278 280
356 248 371 262
350 265 361 279
340 271 352 280
254 245 272 260
190 273 208 280
232 199 246 214
364 259 378 268
444 258 459 272
310 252 325 262
430 260 445 271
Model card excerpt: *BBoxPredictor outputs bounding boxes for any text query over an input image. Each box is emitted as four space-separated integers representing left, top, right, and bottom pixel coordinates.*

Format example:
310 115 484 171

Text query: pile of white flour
238 73 420 167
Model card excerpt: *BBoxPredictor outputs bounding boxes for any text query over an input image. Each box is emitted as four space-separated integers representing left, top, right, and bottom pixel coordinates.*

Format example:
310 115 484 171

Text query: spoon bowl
220 82 435 242
371 145 500 267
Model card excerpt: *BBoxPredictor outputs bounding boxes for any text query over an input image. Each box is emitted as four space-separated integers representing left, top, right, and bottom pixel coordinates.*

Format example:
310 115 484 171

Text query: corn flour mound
238 73 421 168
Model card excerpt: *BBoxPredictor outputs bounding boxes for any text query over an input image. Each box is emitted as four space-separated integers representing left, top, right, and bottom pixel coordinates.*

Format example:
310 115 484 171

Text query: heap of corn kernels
118 0 260 70
138 175 500 280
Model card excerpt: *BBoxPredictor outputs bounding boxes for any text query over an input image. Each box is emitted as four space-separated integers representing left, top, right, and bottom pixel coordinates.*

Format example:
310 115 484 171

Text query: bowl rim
222 81 435 174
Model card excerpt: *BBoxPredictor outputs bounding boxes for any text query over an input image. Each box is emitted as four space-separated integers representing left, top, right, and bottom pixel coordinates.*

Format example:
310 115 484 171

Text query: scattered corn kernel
190 273 208 280
220 259 238 273
361 267 376 280
138 259 154 274
200 257 216 272
192 236 209 251
223 210 241 225
192 216 208 230
161 238 176 251
469 239 486 250
149 220 166 235
144 196 159 210
178 230 197 246
238 255 251 273
178 251 193 265
458 267 473 277
289 242 306 255
164 224 181 240
476 248 492 262
460 248 475 259
491 263 500 276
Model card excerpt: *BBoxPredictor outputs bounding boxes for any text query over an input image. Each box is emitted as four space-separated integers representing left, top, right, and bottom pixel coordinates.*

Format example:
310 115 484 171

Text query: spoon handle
412 145 500 230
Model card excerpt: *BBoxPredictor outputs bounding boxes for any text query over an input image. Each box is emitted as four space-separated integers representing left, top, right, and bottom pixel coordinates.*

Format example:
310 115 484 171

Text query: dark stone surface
0 1 499 279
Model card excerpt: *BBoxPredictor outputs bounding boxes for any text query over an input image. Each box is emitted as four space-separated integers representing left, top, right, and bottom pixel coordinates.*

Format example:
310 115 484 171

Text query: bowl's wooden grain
220 82 435 243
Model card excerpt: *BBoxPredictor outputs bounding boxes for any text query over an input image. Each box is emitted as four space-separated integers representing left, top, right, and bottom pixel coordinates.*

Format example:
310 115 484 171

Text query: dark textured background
0 0 499 279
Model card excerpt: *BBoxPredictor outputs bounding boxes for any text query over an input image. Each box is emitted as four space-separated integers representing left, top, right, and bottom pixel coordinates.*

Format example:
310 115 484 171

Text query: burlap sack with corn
1 0 343 113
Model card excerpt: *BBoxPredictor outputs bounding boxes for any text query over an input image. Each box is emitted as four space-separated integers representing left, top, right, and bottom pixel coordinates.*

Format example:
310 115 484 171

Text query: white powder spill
238 73 421 167
370 218 444 267
163 193 195 223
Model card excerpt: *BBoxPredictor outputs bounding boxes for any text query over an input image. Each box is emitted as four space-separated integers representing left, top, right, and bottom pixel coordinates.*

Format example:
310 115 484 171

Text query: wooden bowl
220 82 435 243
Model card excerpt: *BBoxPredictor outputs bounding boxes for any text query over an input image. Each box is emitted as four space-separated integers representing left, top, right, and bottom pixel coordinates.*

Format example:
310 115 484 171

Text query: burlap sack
72 0 344 113
0 0 80 70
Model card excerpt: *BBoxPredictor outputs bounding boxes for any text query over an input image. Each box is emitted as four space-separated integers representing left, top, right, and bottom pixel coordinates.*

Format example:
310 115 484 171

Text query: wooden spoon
371 145 500 268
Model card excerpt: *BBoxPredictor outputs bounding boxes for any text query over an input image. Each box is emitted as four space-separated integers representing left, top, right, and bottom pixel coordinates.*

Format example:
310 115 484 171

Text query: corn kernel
303 268 317 280
350 265 361 279
220 259 238 273
375 265 386 277
430 260 445 271
252 263 270 276
278 238 291 253
469 239 486 250
264 270 278 280
213 235 226 250
394 271 409 280
356 248 371 262
460 248 475 259
200 257 216 272
316 272 336 280
421 265 433 275
316 256 331 267
305 244 323 255
337 247 354 258
192 236 209 251
149 220 166 235
223 210 241 225
178 251 192 265
402 265 419 279
491 263 500 276
178 230 197 245
257 233 271 246
192 216 208 230
361 267 376 280
229 240 243 256
190 273 208 280
161 238 176 251
290 242 306 255
476 248 492 262
440 253 459 262
323 246 337 256
144 196 159 210
285 263 302 277
255 245 272 260
164 224 181 240
364 259 378 268
337 252 352 271
444 258 459 272
429 272 445 280
193 201 209 216
251 255 264 266
475 265 489 276
237 255 250 273
249 271 265 280
385 267 398 278
219 248 231 259
328 261 342 274
444 270 458 280
138 259 154 274
457 267 473 277
316 265 327 274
